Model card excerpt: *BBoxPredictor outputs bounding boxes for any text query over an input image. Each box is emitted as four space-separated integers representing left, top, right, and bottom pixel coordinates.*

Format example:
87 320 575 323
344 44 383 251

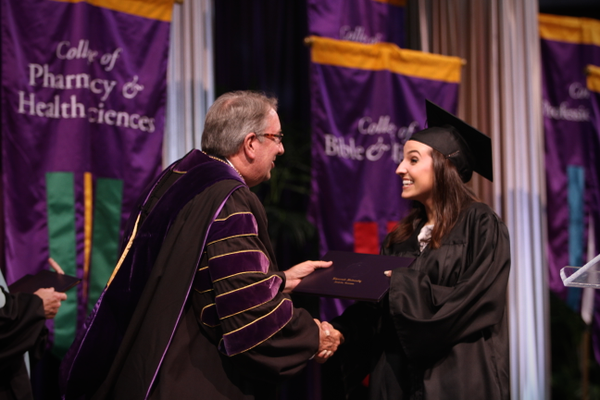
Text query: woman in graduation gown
331 101 511 400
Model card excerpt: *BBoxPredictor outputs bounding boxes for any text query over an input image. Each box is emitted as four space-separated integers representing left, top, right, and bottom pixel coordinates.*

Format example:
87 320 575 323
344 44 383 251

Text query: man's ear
243 132 257 161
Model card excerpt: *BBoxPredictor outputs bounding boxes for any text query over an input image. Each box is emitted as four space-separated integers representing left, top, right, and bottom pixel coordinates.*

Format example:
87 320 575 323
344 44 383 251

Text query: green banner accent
46 172 77 358
88 178 123 311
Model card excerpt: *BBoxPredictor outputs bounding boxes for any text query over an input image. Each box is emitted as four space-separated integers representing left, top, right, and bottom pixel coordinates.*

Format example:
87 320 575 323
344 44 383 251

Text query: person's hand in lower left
34 287 67 319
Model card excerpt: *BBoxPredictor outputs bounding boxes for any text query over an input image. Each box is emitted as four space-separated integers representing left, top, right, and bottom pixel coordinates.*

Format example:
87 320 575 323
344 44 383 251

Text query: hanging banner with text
1 0 174 357
539 14 600 305
307 0 406 47
307 36 461 319
586 63 600 364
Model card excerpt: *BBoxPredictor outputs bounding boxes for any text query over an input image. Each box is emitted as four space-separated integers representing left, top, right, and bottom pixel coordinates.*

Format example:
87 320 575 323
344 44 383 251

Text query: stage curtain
164 0 214 166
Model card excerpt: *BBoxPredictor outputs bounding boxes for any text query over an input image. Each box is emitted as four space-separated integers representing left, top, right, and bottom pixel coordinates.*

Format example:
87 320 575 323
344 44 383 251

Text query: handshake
283 260 344 363
313 319 344 364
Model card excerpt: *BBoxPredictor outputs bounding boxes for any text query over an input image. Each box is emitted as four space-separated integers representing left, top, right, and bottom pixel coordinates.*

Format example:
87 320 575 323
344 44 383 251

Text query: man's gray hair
201 91 278 156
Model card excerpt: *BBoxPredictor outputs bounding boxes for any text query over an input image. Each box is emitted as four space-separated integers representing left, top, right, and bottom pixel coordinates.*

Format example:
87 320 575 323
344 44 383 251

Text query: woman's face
396 140 435 206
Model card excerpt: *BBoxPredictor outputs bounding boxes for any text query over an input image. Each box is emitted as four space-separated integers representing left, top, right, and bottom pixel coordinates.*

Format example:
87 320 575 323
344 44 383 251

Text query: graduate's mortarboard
408 100 493 183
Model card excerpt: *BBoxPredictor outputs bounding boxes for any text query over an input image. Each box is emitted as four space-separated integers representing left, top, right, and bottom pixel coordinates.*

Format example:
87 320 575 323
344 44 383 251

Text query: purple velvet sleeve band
200 303 219 327
215 275 283 319
209 250 270 281
218 298 294 356
207 212 258 245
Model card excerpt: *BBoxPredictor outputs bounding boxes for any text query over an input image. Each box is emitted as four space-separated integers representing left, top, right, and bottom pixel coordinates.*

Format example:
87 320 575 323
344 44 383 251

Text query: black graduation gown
333 202 511 400
0 289 47 400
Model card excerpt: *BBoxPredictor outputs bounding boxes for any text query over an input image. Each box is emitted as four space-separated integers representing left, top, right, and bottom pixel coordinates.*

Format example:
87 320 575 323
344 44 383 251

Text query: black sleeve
328 300 385 394
0 287 48 364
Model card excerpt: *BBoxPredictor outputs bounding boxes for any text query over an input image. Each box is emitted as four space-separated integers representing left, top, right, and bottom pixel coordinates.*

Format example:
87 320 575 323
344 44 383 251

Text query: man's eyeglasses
257 132 284 144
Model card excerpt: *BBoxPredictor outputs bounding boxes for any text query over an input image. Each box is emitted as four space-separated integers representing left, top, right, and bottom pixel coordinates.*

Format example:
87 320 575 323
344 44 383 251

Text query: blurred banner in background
540 13 600 362
1 0 173 358
307 0 406 47
586 63 600 363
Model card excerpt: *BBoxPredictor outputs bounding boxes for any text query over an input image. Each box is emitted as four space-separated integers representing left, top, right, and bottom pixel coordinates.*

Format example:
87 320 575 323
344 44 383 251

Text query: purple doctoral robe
60 150 319 400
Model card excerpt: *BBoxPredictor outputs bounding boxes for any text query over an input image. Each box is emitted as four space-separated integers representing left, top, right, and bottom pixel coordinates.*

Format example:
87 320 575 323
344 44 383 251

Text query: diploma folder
8 270 81 294
292 251 414 302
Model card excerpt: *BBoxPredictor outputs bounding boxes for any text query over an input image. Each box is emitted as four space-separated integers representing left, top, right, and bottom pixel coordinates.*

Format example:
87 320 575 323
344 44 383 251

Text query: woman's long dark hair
387 147 479 249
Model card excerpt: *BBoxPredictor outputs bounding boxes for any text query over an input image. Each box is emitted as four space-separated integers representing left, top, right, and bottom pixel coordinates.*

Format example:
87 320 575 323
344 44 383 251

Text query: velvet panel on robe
333 202 511 400
0 289 47 400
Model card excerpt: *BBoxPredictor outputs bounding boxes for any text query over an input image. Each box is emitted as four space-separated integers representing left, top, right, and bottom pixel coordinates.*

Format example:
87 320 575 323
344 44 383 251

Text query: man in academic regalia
61 91 342 400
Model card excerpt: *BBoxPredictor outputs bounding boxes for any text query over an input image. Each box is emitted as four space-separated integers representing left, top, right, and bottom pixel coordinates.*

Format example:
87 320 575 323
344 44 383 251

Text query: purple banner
307 0 405 47
541 14 600 366
586 64 600 364
540 15 600 302
307 37 461 318
1 0 173 356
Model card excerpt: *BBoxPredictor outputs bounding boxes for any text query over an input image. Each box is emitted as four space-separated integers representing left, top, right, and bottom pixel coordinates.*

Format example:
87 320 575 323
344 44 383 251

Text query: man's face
254 108 284 184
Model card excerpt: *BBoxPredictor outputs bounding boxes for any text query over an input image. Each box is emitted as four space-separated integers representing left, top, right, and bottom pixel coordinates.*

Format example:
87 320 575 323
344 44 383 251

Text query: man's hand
313 319 344 364
34 287 67 319
283 260 333 293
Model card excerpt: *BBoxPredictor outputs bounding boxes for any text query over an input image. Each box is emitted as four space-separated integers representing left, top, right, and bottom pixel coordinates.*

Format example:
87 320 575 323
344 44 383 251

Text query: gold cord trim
204 152 245 182
214 211 253 222
220 298 293 357
106 213 141 287
207 233 257 246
